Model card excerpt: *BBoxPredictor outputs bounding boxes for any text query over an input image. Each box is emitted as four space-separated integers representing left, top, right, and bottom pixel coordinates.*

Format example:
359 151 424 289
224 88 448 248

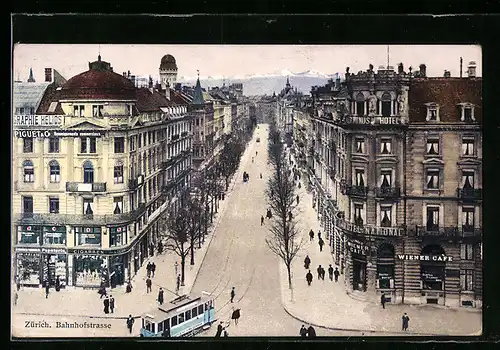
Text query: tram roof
141 294 212 321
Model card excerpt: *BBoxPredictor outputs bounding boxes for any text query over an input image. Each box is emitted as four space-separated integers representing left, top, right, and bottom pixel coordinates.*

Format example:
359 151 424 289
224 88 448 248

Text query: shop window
49 197 59 214
421 245 445 291
49 160 61 183
114 163 124 184
114 137 125 153
354 138 365 153
16 252 41 285
48 137 60 153
23 196 33 214
92 105 104 117
460 243 474 261
377 243 395 289
110 226 127 247
426 170 440 189
426 138 439 155
75 226 101 246
380 138 392 154
73 254 106 286
83 198 94 215
18 225 40 244
462 138 475 156
460 270 474 291
426 207 440 231
83 161 94 183
23 138 34 153
461 171 474 189
113 197 123 214
43 226 66 245
380 206 392 227
23 160 35 183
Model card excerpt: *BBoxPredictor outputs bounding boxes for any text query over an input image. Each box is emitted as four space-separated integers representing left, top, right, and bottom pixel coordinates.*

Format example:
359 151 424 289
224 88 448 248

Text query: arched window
381 92 392 117
83 160 94 184
49 160 60 183
23 160 34 183
355 92 365 116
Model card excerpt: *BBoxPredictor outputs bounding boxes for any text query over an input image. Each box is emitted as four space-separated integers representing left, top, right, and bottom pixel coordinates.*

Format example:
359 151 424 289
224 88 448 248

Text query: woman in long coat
231 308 241 325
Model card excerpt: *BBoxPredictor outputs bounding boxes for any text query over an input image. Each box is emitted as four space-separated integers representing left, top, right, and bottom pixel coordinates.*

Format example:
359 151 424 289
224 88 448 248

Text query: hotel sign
13 115 63 127
397 254 453 262
343 116 404 125
14 130 105 138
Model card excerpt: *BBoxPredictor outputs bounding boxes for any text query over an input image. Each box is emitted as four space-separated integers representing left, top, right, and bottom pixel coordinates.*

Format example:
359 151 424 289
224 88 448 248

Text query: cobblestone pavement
278 151 482 336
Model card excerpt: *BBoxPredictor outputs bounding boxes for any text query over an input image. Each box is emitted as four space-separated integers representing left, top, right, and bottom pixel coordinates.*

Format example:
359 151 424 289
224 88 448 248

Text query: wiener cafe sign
397 254 453 262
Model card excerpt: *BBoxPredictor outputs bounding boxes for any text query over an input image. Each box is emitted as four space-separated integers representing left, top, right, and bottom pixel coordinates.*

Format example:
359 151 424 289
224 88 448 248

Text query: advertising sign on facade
13 130 105 138
396 254 453 262
13 115 63 127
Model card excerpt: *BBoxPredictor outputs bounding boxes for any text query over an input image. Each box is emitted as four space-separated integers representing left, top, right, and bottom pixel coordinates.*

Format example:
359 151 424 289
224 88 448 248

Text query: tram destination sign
397 254 453 262
13 115 63 127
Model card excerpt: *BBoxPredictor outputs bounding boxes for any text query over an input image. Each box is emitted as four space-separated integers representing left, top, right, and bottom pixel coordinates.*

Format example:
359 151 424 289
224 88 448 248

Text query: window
23 196 33 213
113 197 123 215
49 137 60 153
114 137 125 153
185 310 191 321
426 138 439 155
381 92 391 117
380 206 392 227
192 307 198 317
198 305 204 315
178 313 185 324
49 197 59 214
460 270 474 291
462 138 474 156
426 207 439 231
355 169 365 187
462 207 475 232
80 137 87 153
80 137 97 154
138 134 142 148
114 164 124 184
462 171 474 189
461 243 474 260
355 93 365 116
43 226 66 245
110 226 127 247
354 204 364 226
23 138 34 153
355 138 365 153
463 108 473 122
92 105 104 117
380 170 392 188
83 198 94 215
426 104 440 121
75 226 101 245
23 160 34 183
171 316 178 327
380 138 392 154
426 170 440 189
49 160 60 183
74 105 85 117
90 137 96 153
83 161 94 183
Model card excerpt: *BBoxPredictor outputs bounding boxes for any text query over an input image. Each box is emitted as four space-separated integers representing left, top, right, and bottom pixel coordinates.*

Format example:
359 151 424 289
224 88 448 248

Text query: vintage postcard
11 43 482 338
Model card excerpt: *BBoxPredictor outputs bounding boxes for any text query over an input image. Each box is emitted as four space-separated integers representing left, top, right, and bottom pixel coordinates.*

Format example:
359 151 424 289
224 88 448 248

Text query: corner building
12 55 192 289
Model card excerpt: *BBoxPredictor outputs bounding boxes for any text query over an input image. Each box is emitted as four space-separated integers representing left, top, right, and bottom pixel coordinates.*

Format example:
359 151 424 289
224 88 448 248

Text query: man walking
176 274 181 292
309 229 314 241
318 231 322 241
318 238 324 252
103 295 110 314
146 277 152 293
146 262 152 278
306 270 313 286
328 264 334 281
334 267 340 282
110 295 115 313
261 215 264 226
158 288 164 305
381 293 386 309
230 287 235 303
296 195 300 205
215 321 224 337
320 266 326 280
402 313 410 331
151 262 156 278
307 325 316 338
317 265 323 280
45 282 50 299
299 325 307 338
126 315 135 334
288 211 293 221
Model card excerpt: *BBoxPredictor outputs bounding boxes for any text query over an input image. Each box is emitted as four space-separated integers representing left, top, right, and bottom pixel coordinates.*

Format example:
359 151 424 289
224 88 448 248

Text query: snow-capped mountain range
179 69 337 82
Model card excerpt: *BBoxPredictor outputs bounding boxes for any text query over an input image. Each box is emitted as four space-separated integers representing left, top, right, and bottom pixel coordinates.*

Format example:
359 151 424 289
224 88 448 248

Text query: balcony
457 188 482 201
181 131 189 138
375 186 401 199
415 226 459 238
171 134 180 141
346 185 368 198
66 182 106 193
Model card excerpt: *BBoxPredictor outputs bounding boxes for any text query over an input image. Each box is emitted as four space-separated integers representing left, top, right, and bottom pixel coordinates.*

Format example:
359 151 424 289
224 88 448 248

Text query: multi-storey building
303 62 482 308
12 54 192 289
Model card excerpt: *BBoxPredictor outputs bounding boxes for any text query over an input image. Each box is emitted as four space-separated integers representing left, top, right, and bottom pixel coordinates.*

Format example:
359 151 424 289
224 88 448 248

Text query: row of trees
158 133 248 287
265 122 305 294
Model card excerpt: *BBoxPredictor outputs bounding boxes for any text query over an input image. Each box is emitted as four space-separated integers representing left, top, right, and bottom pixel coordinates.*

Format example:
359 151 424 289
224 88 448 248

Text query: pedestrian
158 241 163 254
306 270 313 286
318 238 324 252
147 262 152 278
223 329 229 337
319 266 325 280
318 231 322 241
300 324 307 338
215 321 224 337
230 287 235 303
296 195 299 205
151 262 156 278
126 315 135 334
149 243 155 256
14 291 18 306
298 182 301 189
158 288 164 305
381 293 386 309
126 280 133 293
288 211 293 221
402 313 410 331
304 255 311 269
98 282 107 299
103 296 110 314
334 267 340 282
307 325 316 338
231 307 241 325
252 157 254 163
328 264 334 281
176 274 180 291
309 229 314 241
45 282 50 299
110 295 115 313
260 173 262 179
256 151 258 156
317 265 322 280
146 277 152 293
261 215 264 226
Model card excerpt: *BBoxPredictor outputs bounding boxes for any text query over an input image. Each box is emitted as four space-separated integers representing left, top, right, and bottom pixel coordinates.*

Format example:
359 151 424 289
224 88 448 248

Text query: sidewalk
278 151 482 336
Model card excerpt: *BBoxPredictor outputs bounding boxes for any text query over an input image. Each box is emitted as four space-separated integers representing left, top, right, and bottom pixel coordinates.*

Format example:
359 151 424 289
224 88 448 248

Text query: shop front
347 239 369 292
376 243 395 302
41 247 68 288
15 247 42 287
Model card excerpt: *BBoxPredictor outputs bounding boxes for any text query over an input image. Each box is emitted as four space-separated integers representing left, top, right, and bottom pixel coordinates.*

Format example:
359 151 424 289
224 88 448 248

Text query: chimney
467 61 477 78
397 63 404 74
123 72 127 77
44 68 53 82
460 57 463 78
148 75 153 89
443 70 451 78
335 77 341 90
419 64 426 77
131 75 136 86
127 70 131 78
165 82 171 100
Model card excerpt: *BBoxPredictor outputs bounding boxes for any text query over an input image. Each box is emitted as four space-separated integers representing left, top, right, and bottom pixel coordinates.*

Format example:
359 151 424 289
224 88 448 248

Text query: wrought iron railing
375 186 401 199
346 185 368 198
415 225 481 238
66 182 107 192
457 188 482 200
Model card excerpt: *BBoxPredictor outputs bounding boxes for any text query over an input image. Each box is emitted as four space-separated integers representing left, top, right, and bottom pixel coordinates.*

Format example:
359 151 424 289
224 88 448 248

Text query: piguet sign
397 254 453 262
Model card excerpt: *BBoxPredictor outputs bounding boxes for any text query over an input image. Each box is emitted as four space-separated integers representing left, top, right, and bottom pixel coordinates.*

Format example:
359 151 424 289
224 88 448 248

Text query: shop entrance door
352 258 366 291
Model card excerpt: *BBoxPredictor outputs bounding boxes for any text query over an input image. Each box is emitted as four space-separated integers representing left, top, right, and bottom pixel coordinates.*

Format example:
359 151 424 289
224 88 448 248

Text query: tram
139 294 216 337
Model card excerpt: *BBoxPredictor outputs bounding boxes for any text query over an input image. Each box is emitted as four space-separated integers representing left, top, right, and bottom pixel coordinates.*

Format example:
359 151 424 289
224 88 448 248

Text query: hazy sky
13 44 481 82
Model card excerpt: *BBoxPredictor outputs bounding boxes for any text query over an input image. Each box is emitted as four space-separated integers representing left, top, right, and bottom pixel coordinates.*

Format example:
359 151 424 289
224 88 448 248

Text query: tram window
151 323 156 334
178 313 185 324
171 316 178 326
185 310 191 321
192 307 198 317
145 320 152 331
198 305 204 315
158 322 163 332
163 319 170 330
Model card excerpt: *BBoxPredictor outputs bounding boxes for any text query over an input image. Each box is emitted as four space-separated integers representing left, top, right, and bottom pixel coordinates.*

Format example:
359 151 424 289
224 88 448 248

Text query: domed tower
159 54 178 90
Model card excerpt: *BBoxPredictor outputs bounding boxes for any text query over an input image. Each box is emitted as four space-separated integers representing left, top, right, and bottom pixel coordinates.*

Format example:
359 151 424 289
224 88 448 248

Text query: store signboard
16 247 41 253
397 254 453 262
13 129 106 138
13 115 63 127
347 240 369 255
41 248 67 255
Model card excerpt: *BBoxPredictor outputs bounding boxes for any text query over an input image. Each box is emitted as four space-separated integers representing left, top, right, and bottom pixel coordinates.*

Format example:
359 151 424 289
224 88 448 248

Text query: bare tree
219 138 244 190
